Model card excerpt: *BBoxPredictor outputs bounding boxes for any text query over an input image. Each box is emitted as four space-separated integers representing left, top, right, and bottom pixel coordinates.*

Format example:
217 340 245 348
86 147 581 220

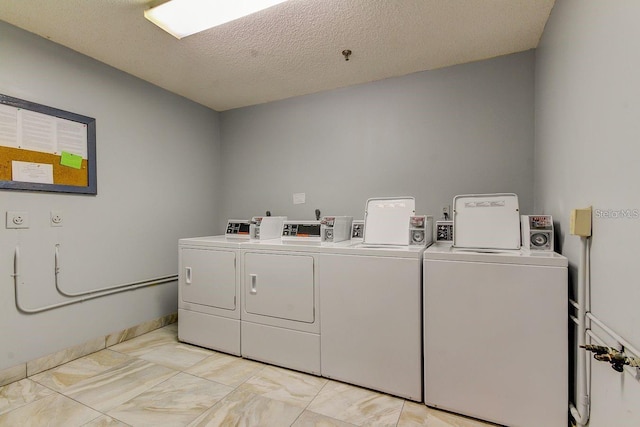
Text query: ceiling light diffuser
144 0 289 39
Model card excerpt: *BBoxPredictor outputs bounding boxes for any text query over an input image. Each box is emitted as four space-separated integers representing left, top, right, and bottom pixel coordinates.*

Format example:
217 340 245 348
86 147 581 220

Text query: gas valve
581 344 640 372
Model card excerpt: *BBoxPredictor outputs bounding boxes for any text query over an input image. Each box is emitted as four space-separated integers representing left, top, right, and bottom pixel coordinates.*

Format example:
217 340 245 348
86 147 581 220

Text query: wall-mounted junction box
570 207 592 237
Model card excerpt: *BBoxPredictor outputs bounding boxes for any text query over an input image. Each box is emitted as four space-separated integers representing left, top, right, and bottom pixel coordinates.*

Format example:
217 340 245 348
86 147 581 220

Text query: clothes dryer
178 235 243 355
239 218 353 375
423 243 568 427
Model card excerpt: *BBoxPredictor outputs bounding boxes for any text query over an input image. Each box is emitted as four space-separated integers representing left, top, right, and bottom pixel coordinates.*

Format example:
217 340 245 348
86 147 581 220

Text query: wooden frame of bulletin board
0 94 97 195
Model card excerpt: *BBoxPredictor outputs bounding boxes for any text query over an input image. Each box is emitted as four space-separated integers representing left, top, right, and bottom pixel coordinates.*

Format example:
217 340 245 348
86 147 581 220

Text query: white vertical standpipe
570 236 590 426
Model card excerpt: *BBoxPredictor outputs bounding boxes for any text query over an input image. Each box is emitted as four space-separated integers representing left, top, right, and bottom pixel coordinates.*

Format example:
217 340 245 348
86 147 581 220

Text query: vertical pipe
570 236 590 426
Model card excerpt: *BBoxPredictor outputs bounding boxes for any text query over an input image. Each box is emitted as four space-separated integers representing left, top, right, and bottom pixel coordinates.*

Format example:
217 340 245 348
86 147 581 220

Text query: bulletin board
0 94 97 194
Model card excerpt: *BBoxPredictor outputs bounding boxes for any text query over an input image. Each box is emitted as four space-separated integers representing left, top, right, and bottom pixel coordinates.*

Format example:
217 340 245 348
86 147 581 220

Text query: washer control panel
436 220 454 242
351 220 364 240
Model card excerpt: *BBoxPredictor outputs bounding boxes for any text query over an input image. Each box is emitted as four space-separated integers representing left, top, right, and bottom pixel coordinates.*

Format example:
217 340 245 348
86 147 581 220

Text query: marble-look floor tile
186 352 265 387
64 358 178 412
138 343 214 371
398 402 497 427
30 349 134 392
292 410 359 427
0 393 101 426
187 389 303 427
108 327 179 357
307 381 404 427
440 408 496 426
107 372 232 427
237 365 327 408
397 401 431 427
82 414 132 426
0 378 54 416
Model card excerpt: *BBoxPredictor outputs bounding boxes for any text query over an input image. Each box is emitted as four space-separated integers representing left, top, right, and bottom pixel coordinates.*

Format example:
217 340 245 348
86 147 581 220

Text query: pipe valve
581 345 640 372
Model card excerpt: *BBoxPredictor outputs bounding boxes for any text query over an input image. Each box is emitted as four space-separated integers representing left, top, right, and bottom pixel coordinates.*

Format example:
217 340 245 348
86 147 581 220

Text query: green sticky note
60 151 83 169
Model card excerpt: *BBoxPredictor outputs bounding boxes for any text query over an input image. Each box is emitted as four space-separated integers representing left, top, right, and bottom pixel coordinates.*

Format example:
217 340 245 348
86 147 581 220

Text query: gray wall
0 22 221 371
535 1 640 425
219 51 535 226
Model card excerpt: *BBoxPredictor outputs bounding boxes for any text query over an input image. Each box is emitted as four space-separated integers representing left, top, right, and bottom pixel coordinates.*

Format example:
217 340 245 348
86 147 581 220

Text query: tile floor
0 323 496 426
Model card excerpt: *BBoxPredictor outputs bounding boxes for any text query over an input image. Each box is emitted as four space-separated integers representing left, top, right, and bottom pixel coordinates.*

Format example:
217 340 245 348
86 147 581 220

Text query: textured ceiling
0 0 554 112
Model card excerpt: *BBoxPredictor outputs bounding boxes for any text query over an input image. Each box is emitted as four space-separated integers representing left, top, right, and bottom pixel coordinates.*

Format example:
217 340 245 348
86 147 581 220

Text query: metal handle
250 274 257 294
185 267 192 284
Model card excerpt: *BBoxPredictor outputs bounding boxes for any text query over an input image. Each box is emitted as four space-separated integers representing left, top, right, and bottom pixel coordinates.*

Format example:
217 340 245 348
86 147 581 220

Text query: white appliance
423 243 568 427
239 224 353 374
319 244 425 401
250 216 287 240
319 197 429 401
241 242 319 374
521 215 554 251
178 235 243 355
320 216 353 243
453 193 521 250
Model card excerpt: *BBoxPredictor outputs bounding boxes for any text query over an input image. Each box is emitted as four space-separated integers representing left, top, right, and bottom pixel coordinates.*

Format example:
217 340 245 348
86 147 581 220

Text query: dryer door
244 252 315 323
180 248 236 310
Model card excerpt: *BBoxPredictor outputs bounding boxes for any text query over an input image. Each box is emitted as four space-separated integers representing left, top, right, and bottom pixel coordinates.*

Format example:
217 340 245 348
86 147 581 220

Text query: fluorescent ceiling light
144 0 289 39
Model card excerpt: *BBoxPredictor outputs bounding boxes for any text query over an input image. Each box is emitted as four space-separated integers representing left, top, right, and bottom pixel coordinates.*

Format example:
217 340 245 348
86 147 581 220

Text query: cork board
0 94 96 194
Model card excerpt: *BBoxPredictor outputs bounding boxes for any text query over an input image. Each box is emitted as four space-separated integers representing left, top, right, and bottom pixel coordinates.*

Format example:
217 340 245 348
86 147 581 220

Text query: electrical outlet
441 205 451 218
50 211 63 227
6 211 29 229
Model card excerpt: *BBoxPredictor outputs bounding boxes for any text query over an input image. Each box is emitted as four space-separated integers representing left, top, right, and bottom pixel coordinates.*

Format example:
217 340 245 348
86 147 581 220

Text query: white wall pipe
586 312 640 359
586 329 606 347
54 244 176 297
570 236 590 427
12 246 177 314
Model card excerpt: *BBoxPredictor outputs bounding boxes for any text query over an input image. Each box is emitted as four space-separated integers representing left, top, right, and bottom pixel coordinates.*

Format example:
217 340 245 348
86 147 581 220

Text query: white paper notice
18 109 56 154
0 103 89 158
57 120 87 158
12 161 54 184
0 103 18 148
293 192 306 204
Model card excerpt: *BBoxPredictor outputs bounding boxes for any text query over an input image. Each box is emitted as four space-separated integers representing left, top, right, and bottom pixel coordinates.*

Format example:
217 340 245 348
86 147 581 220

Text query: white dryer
178 235 243 355
423 243 568 427
178 217 286 355
239 219 352 375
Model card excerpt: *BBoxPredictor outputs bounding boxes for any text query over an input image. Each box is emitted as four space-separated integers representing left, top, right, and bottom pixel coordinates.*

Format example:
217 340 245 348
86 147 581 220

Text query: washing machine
423 243 568 427
318 197 432 401
178 217 286 355
319 244 426 401
239 217 353 375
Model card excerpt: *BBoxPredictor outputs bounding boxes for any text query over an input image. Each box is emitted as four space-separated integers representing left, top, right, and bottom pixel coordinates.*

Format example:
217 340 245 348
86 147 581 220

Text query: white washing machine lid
424 243 567 267
363 196 415 246
453 193 521 250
